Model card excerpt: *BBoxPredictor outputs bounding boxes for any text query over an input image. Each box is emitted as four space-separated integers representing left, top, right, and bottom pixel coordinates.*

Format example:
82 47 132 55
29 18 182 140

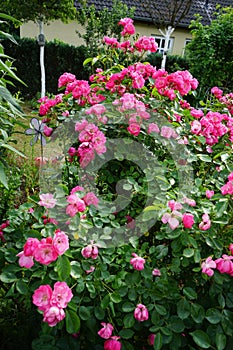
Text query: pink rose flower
182 213 195 229
98 322 114 339
152 268 161 277
104 336 121 350
215 255 233 275
130 253 145 270
127 122 141 136
201 256 216 276
17 251 34 268
51 281 73 308
43 306 65 327
83 192 99 207
134 304 149 322
32 284 53 311
23 237 40 256
34 238 58 265
38 193 57 209
53 230 69 255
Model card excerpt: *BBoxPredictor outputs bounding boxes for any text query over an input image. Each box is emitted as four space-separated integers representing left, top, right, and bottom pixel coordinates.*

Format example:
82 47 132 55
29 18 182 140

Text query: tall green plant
185 6 233 90
0 13 25 188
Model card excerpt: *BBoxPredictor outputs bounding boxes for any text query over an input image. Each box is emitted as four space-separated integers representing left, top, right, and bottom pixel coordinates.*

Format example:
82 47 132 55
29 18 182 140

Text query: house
20 0 233 56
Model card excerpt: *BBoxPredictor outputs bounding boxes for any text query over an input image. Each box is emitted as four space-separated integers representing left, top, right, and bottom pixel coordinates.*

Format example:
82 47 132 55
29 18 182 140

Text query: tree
185 6 233 91
142 0 194 69
75 0 135 57
1 0 77 97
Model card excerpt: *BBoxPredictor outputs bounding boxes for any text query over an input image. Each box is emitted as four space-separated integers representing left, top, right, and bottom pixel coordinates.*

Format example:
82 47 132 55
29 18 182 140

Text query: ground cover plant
1 18 233 350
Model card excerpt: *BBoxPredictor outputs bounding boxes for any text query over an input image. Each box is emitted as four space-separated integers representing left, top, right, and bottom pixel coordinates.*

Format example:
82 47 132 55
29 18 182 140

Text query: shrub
1 17 233 350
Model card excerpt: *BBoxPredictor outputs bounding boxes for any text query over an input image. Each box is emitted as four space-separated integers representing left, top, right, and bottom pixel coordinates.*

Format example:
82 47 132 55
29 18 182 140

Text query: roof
74 0 233 27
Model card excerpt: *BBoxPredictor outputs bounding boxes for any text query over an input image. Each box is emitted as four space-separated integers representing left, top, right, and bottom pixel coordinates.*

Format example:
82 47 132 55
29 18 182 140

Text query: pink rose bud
98 322 114 339
206 190 214 199
134 304 149 322
182 213 195 229
43 125 53 137
104 336 121 350
148 334 156 345
81 243 98 259
130 253 145 270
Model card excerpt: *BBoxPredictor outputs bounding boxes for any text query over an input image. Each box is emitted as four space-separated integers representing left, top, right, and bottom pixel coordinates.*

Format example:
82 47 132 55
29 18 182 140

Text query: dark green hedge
3 37 89 98
145 52 190 72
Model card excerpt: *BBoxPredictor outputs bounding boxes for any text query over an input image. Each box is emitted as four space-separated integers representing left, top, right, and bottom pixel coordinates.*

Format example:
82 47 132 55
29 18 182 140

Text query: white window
151 35 174 54
183 38 192 56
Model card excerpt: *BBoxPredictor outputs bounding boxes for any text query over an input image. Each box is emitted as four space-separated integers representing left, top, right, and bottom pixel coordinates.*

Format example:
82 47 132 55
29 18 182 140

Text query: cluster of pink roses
190 110 231 145
66 186 99 217
17 229 69 268
154 70 198 100
0 220 9 241
221 172 233 195
161 199 212 231
202 245 233 277
68 119 106 168
32 282 73 327
211 86 233 115
161 199 195 230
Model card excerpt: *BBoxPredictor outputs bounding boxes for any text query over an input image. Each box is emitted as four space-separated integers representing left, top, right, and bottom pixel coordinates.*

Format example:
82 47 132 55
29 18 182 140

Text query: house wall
20 20 192 56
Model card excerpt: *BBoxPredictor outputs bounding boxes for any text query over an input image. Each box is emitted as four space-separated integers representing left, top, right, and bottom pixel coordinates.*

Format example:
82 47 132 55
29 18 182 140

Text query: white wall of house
20 20 192 56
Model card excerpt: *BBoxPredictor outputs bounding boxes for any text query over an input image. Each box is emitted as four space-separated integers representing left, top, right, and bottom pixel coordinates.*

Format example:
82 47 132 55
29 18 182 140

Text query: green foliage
186 7 233 90
146 52 190 72
0 13 25 188
4 37 89 98
0 0 77 23
76 0 135 57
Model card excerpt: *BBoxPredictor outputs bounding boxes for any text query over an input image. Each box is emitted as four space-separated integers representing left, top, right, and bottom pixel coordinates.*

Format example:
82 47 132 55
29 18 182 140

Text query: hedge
3 37 89 98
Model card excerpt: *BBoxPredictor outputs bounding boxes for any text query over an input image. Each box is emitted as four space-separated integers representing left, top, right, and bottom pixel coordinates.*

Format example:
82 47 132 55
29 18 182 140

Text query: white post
38 19 46 98
159 26 175 70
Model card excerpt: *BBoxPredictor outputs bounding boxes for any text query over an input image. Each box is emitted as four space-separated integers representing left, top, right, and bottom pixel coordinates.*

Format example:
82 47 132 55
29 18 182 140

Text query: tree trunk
38 19 46 98
159 26 175 70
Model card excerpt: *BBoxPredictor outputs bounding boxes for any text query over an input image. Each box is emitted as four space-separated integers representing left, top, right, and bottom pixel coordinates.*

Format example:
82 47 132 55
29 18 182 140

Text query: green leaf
94 306 105 320
57 255 71 281
110 291 122 303
177 298 190 319
183 287 197 300
65 309 80 334
154 304 167 316
215 333 226 350
197 154 212 162
0 161 8 188
168 316 185 333
70 261 82 279
153 332 163 350
191 303 205 323
154 245 168 259
205 308 222 324
0 271 17 283
183 248 194 258
122 302 135 312
119 329 134 339
79 306 91 320
190 330 211 348
100 294 110 309
16 279 28 294
123 313 135 328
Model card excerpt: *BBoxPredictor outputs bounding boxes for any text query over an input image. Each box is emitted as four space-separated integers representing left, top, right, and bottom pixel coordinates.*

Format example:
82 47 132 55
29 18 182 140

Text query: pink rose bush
2 17 233 350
